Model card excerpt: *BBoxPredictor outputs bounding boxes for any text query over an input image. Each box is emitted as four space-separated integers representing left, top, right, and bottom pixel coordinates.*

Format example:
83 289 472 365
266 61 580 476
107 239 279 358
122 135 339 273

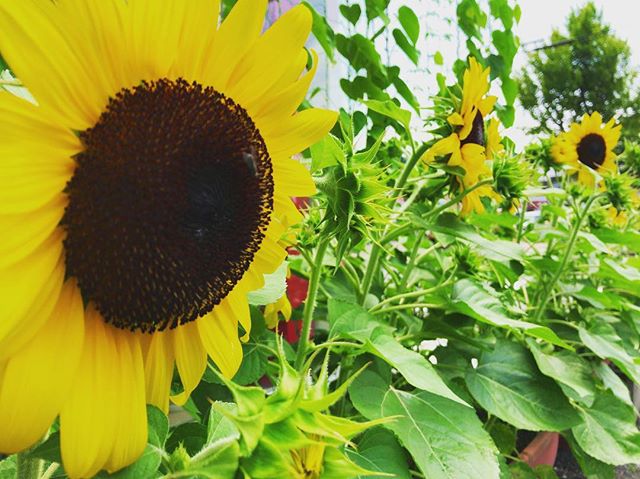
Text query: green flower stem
397 229 426 292
15 450 42 479
533 194 598 322
516 200 528 243
359 145 428 303
360 176 493 303
294 240 329 370
369 281 448 312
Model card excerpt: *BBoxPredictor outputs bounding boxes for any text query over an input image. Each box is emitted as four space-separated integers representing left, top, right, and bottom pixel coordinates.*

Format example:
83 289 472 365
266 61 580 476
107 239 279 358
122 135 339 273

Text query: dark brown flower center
577 133 606 169
461 111 485 147
62 79 274 332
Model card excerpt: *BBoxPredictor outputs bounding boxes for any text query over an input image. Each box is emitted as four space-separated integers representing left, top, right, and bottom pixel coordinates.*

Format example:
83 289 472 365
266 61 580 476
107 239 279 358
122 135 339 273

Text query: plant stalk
295 240 329 370
533 195 598 322
359 144 429 302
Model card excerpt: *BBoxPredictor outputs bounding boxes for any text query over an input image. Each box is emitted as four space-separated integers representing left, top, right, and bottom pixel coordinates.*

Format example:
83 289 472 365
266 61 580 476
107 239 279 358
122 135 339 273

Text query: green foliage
519 2 640 139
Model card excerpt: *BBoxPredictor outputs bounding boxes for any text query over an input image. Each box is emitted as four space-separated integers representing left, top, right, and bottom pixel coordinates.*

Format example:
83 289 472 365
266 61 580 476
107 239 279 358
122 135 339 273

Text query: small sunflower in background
552 112 621 187
421 57 502 215
0 0 335 477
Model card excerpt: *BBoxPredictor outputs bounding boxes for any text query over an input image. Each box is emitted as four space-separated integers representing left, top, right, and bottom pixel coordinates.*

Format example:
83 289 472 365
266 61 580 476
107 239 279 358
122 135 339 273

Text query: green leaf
434 51 444 65
527 341 596 406
579 324 640 384
302 2 335 61
365 0 390 22
571 390 640 465
232 344 269 386
187 439 240 479
366 333 468 406
392 29 419 65
247 262 288 306
340 4 361 25
0 456 16 479
346 427 411 479
564 432 615 479
385 390 500 478
465 341 581 431
593 228 640 253
451 280 572 349
166 422 208 456
28 432 62 464
361 99 412 137
147 405 169 448
351 372 500 479
329 299 466 405
501 77 518 105
398 6 420 44
95 445 162 479
593 362 634 406
310 134 346 172
207 402 240 445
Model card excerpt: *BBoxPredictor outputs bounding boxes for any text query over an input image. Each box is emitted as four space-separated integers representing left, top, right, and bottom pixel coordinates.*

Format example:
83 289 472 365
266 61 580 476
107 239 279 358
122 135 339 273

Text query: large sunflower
552 112 621 187
421 57 501 215
0 1 336 477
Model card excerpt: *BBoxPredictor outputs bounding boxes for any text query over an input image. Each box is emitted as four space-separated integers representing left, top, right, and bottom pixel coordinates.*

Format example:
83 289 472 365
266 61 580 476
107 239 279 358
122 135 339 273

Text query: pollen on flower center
577 133 606 169
461 111 485 147
62 78 274 333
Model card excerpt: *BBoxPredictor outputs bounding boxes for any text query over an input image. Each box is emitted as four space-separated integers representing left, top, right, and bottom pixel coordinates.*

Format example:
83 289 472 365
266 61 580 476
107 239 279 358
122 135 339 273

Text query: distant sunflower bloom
422 57 501 215
0 1 335 477
552 112 621 187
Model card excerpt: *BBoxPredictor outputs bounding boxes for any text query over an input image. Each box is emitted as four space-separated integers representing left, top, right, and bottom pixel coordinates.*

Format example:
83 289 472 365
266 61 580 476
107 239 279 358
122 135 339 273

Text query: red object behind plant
280 273 310 343
520 432 559 468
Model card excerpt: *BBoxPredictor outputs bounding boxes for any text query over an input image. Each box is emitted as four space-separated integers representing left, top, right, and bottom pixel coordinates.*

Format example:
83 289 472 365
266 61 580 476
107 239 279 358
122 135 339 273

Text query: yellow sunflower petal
52 0 132 102
201 0 268 91
0 196 66 268
263 109 338 157
198 305 242 379
105 331 147 473
421 134 460 164
171 321 207 406
0 231 64 347
273 157 317 196
227 284 252 341
143 332 175 413
0 280 84 454
447 112 465 126
227 5 312 106
0 1 109 129
61 310 146 479
168 0 221 80
255 50 318 121
0 257 65 361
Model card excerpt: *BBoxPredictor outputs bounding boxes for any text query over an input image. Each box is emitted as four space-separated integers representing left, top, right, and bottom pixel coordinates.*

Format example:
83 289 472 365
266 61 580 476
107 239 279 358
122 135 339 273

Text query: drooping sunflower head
0 0 336 477
552 112 621 187
421 58 503 215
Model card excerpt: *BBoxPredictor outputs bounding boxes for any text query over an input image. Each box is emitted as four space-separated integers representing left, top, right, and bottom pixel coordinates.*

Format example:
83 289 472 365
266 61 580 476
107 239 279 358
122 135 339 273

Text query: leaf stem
359 144 429 302
294 240 329 370
533 195 598 322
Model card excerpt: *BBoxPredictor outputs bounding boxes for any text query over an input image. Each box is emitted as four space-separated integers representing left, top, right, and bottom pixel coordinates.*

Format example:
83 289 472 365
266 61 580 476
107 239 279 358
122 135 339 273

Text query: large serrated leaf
465 341 580 431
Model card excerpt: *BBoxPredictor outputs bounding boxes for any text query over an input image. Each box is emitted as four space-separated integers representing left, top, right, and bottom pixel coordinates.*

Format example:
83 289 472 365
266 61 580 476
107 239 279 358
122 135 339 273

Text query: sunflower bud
492 152 535 210
525 137 556 171
602 172 636 212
